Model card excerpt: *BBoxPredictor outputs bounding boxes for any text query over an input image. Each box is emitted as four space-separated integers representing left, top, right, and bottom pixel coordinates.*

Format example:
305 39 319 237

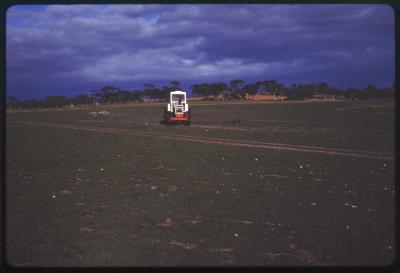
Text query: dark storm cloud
6 4 394 98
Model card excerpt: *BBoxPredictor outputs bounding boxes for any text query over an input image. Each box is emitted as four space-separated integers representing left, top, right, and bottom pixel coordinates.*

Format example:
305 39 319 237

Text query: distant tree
285 83 305 100
200 83 212 99
131 90 143 102
90 87 144 104
191 84 203 97
275 83 285 96
221 88 230 101
191 83 212 99
43 96 70 108
363 85 379 100
344 87 363 100
286 90 304 100
169 81 181 90
92 86 120 104
161 86 174 101
38 99 46 108
114 90 132 103
7 96 23 109
144 83 157 102
292 83 315 99
147 88 157 102
281 85 291 97
90 90 99 104
71 94 91 105
209 82 227 99
327 86 338 95
262 80 278 94
380 87 394 100
243 83 259 100
23 98 40 109
317 82 329 95
144 83 155 90
230 79 245 100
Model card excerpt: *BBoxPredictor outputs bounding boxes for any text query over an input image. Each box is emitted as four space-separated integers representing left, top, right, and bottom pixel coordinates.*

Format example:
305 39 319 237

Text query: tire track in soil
12 121 394 161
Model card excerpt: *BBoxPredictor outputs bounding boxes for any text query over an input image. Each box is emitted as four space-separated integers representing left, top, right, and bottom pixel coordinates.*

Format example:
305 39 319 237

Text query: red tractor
162 91 191 125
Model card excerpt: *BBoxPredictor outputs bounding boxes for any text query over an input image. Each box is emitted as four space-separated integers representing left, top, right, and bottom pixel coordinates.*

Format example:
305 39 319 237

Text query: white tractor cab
162 91 191 125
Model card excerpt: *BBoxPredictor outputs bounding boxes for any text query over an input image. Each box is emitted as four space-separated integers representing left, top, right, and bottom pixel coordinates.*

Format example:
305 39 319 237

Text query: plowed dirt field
6 100 395 266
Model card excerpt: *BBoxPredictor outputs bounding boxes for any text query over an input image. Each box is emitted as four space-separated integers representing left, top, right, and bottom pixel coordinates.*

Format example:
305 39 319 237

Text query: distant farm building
312 93 345 100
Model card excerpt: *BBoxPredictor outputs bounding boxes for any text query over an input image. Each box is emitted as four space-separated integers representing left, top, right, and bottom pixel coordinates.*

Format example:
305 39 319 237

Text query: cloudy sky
6 4 394 99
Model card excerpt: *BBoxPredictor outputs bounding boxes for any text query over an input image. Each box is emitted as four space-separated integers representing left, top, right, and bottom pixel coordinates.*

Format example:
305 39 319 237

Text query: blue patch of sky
8 4 48 12
142 12 160 23
79 5 103 19
6 5 47 28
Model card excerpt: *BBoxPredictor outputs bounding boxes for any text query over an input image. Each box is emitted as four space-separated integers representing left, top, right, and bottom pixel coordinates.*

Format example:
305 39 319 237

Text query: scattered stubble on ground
6 100 395 266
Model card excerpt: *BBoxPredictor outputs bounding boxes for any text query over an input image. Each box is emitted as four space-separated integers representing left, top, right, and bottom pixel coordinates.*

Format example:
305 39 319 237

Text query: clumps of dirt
262 173 289 179
210 247 235 254
210 247 236 264
18 120 394 160
165 168 179 171
264 244 325 265
157 218 176 227
169 240 199 250
195 113 240 120
336 103 394 113
295 249 322 264
238 220 253 225
159 193 169 198
185 216 202 226
167 185 178 192
80 227 95 233
89 111 111 117
270 127 304 134
265 251 293 259
157 216 202 228
311 128 335 134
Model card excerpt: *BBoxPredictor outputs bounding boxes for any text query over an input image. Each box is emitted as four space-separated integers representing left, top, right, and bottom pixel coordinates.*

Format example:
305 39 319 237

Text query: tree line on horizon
7 79 395 109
